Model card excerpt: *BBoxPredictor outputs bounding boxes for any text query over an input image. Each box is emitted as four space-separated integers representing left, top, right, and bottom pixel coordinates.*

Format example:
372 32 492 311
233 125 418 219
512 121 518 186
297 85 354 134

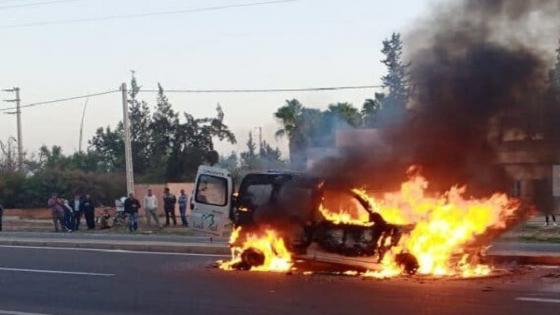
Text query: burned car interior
230 172 419 274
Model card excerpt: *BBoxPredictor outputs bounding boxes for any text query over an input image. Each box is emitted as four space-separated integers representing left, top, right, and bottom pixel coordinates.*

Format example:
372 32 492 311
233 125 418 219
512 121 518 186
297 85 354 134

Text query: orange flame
220 227 293 272
318 203 372 226
221 168 520 278
321 171 520 277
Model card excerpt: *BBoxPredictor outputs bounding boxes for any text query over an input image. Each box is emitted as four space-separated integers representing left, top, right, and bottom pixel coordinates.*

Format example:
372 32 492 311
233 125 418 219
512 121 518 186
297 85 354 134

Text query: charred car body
190 166 419 274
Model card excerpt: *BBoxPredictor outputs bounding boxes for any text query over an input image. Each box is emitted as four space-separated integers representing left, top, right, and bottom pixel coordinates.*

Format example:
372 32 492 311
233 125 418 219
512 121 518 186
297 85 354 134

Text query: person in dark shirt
124 193 141 232
69 193 83 231
178 189 189 227
163 188 177 226
81 194 96 230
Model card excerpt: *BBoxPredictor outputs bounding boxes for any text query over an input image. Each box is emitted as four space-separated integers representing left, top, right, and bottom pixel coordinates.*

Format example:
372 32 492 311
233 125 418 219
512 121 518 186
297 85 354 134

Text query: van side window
196 175 228 206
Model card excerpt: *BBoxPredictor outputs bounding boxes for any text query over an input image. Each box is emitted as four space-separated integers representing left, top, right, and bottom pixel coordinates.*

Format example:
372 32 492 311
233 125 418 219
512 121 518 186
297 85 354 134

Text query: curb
0 239 231 256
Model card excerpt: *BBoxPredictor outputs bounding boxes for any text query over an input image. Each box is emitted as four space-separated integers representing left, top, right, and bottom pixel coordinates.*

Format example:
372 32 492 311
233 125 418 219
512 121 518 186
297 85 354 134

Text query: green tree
89 73 152 175
274 99 307 168
128 73 152 175
376 32 410 126
147 83 179 180
89 126 125 172
0 137 18 173
259 141 282 163
275 100 363 166
362 93 385 127
240 132 284 172
166 105 236 182
0 145 126 208
38 145 65 169
218 151 241 183
325 102 362 128
381 33 409 107
240 132 258 170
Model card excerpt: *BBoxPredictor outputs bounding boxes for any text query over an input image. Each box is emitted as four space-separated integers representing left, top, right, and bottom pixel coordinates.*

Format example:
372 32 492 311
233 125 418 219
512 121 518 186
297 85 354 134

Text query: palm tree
274 99 302 138
327 102 362 127
274 99 305 168
362 93 385 128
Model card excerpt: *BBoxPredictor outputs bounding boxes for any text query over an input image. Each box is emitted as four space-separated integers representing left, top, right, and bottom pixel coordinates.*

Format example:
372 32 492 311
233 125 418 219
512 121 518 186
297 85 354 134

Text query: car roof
242 171 322 184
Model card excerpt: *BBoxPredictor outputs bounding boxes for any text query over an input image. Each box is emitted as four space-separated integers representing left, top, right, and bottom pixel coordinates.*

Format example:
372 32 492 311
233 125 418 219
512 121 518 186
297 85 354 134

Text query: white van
190 166 233 237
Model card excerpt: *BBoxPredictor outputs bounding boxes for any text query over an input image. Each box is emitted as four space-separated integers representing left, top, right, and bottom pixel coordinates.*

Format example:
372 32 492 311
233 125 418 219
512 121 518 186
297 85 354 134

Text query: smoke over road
312 0 560 195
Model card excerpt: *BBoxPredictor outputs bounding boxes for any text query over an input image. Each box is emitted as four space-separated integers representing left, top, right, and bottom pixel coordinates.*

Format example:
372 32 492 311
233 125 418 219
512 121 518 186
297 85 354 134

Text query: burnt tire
241 248 266 267
231 248 266 270
395 253 419 275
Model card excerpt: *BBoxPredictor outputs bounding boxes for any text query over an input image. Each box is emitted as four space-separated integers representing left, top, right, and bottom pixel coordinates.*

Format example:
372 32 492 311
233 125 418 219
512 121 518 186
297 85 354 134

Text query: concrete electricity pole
255 126 263 151
78 97 89 153
121 83 135 195
3 87 23 171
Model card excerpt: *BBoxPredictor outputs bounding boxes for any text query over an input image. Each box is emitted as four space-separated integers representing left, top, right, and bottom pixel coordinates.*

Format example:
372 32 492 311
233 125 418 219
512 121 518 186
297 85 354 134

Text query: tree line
0 75 241 208
273 33 409 168
0 33 431 208
3 32 560 208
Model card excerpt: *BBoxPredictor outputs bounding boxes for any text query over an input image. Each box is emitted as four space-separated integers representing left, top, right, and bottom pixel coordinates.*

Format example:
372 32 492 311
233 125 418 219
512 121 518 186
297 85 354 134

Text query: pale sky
0 0 433 158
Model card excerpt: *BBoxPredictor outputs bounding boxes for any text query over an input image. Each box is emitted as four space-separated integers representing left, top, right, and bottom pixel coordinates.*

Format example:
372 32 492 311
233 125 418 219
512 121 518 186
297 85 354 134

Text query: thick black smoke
312 0 560 195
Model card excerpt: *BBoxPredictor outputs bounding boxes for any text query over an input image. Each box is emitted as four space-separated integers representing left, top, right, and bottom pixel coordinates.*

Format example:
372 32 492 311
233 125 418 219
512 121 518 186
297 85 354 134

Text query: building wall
134 183 195 217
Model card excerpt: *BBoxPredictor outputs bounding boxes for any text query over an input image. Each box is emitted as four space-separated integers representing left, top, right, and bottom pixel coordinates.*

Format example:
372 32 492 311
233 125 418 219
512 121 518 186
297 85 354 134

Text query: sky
0 0 434 159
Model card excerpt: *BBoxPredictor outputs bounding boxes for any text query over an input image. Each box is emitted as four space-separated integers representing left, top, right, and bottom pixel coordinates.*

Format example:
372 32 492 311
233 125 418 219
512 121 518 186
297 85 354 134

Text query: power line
0 0 40 3
139 85 386 94
0 84 385 112
0 0 298 29
0 89 118 112
0 0 80 10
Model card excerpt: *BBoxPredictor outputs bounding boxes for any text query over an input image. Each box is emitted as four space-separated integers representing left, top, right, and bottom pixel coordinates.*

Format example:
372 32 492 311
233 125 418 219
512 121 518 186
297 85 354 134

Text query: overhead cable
0 0 298 29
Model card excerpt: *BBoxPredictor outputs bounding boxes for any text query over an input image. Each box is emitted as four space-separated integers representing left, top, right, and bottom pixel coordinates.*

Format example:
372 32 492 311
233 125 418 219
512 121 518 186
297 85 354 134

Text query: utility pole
121 83 135 195
78 97 89 153
3 87 23 171
254 126 263 151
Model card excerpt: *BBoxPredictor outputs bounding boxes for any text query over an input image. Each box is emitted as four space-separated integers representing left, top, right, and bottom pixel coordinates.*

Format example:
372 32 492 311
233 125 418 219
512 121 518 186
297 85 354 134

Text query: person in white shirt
144 189 160 227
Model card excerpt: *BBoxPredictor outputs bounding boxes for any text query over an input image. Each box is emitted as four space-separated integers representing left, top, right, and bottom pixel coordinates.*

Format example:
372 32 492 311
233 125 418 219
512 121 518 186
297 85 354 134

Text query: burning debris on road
220 227 293 272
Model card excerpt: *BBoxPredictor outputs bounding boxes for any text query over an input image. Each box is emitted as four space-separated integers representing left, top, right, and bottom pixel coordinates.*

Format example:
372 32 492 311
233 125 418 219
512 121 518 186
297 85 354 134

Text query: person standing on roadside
163 188 177 226
62 199 74 232
124 193 141 232
81 194 96 230
70 193 83 231
144 189 160 227
48 194 65 232
178 189 189 227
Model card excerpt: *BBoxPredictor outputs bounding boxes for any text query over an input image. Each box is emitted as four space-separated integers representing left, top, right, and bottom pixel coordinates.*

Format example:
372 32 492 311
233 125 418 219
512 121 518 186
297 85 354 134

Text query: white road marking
516 297 560 304
0 309 52 315
0 267 114 277
0 244 229 258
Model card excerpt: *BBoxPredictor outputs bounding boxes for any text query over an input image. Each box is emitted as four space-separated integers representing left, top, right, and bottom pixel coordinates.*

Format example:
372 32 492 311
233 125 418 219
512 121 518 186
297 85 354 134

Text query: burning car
191 165 521 278
190 166 420 274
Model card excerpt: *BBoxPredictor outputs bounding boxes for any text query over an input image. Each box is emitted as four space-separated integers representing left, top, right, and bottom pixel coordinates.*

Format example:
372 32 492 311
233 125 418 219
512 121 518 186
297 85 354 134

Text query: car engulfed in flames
218 168 521 278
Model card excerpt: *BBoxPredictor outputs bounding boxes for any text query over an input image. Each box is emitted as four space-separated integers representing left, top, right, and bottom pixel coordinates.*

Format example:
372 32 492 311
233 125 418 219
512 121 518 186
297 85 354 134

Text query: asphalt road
0 246 558 315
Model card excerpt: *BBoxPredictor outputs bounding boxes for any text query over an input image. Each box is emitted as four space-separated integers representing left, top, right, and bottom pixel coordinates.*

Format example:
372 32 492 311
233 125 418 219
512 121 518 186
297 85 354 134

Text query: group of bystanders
123 188 189 233
47 193 96 232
